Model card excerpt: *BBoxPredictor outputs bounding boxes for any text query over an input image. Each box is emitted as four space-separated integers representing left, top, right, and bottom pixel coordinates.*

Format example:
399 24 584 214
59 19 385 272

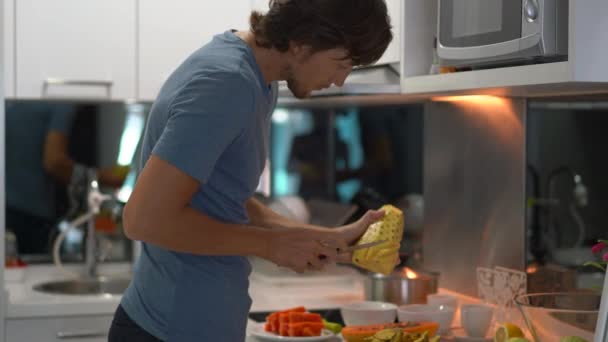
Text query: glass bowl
515 292 601 342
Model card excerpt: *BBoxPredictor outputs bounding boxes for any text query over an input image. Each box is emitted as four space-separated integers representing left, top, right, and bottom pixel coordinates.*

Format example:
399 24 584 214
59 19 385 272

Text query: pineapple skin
352 205 404 275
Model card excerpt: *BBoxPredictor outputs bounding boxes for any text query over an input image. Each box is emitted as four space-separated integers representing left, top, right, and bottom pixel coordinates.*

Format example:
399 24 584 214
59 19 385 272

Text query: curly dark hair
250 0 393 67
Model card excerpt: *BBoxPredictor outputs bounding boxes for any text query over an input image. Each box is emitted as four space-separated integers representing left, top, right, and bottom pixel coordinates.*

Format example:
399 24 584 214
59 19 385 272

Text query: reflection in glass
4 101 148 263
526 99 608 291
269 105 424 261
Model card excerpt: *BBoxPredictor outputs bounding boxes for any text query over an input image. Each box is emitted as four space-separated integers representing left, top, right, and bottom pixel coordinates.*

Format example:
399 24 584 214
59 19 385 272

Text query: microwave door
438 0 523 60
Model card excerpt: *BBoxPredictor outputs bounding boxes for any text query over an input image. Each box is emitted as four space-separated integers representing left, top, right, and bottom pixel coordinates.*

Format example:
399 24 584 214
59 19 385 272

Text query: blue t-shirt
5 102 75 220
121 31 278 341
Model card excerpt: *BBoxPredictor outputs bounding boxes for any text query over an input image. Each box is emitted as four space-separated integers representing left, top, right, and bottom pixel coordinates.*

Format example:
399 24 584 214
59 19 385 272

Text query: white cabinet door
15 0 136 100
375 0 401 65
3 0 14 98
251 0 270 12
138 1 252 101
6 315 113 342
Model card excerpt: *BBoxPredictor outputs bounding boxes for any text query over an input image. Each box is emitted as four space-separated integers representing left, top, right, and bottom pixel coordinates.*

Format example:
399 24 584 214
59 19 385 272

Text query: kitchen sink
33 277 131 296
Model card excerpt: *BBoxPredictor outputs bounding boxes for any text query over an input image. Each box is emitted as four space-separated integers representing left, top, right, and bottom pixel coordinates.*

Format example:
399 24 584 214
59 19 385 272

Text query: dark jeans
109 305 163 342
6 207 55 254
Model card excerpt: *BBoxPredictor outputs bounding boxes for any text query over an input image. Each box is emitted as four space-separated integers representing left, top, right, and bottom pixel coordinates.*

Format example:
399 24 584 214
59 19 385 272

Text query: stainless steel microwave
437 0 569 67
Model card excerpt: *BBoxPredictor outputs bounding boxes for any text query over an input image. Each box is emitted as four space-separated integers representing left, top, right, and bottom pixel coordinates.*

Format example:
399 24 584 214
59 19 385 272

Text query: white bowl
397 304 455 334
427 294 459 310
340 301 398 326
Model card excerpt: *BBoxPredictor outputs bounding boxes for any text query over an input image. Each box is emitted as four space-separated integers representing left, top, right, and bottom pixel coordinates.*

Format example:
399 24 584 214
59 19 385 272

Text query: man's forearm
124 201 270 258
246 197 313 230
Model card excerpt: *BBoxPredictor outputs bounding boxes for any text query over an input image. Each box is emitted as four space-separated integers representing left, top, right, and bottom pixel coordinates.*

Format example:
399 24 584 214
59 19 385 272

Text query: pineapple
352 204 404 275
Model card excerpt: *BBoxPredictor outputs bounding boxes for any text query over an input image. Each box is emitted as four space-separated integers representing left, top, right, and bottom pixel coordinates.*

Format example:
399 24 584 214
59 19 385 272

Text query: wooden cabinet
6 315 113 342
138 1 252 101
14 0 136 100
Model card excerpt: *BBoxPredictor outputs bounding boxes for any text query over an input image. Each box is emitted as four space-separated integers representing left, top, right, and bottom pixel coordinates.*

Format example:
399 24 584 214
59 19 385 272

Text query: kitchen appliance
437 0 569 67
365 268 439 305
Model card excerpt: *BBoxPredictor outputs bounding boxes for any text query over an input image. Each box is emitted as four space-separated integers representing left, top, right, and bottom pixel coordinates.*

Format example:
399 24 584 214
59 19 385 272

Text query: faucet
528 166 589 263
53 167 114 279
543 166 588 251
84 169 113 278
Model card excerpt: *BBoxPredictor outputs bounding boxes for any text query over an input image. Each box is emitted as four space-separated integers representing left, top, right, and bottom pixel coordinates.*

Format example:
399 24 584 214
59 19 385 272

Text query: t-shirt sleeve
152 73 254 184
48 104 76 134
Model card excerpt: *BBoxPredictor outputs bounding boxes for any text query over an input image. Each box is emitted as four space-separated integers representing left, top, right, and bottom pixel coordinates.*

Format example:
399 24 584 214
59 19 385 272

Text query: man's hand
261 227 341 273
333 209 385 263
257 209 385 273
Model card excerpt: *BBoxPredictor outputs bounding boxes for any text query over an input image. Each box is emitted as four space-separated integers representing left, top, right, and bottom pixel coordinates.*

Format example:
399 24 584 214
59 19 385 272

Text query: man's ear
288 41 312 61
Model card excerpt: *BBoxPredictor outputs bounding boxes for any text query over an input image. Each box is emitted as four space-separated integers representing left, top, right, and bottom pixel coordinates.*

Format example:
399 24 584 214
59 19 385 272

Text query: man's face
285 46 353 99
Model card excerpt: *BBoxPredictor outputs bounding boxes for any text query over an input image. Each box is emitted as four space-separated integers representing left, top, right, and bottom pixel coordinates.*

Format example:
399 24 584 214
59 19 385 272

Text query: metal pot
364 268 439 305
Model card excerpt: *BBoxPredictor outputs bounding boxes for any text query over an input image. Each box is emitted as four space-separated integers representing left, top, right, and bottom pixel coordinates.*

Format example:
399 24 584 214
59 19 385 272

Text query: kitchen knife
342 239 388 253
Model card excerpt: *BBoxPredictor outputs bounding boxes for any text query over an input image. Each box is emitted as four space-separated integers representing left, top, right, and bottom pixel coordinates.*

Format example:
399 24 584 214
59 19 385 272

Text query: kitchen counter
6 262 490 341
5 263 131 319
4 261 367 318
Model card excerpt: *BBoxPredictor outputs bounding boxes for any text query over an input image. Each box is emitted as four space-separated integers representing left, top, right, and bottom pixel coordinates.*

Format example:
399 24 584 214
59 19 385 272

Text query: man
110 0 393 341
6 103 126 254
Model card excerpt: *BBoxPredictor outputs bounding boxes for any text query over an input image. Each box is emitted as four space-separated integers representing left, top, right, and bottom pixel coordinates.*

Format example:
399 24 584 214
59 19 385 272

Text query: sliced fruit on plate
279 313 291 336
265 306 306 334
289 312 322 323
288 322 325 337
494 323 525 342
322 319 342 334
401 330 440 342
341 321 439 342
264 306 326 337
367 328 402 342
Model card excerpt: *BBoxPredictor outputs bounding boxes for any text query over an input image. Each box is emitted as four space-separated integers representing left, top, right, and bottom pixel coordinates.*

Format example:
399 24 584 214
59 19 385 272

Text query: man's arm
123 155 345 272
246 197 310 230
124 156 270 257
245 196 385 263
43 131 126 187
43 131 74 184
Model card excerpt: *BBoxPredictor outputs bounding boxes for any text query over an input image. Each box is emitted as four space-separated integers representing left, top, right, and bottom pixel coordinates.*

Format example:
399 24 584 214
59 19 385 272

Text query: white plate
249 323 336 341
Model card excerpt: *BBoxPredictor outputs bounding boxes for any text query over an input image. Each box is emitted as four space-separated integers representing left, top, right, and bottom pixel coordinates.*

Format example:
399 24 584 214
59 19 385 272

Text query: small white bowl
397 304 455 334
427 294 459 310
340 301 398 326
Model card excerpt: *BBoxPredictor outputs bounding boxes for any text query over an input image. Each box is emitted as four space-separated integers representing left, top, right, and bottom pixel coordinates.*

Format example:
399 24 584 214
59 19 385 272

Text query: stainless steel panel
422 98 527 296
364 269 439 305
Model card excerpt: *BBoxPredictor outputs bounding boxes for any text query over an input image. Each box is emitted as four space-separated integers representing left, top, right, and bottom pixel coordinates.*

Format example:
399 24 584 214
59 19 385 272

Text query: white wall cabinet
138 1 252 101
3 0 14 98
251 0 270 12
6 315 113 342
400 0 608 96
375 0 401 66
15 0 136 100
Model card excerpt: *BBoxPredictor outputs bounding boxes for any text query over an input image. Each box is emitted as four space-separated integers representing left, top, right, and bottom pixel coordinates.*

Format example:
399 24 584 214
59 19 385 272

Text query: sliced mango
352 205 404 275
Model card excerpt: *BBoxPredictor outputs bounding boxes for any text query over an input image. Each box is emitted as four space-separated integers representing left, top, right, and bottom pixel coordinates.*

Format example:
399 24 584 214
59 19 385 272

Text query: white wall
0 0 7 338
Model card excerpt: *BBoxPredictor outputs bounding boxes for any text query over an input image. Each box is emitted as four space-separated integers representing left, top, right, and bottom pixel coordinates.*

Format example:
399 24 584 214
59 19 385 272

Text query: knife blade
342 240 388 253
317 240 389 261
